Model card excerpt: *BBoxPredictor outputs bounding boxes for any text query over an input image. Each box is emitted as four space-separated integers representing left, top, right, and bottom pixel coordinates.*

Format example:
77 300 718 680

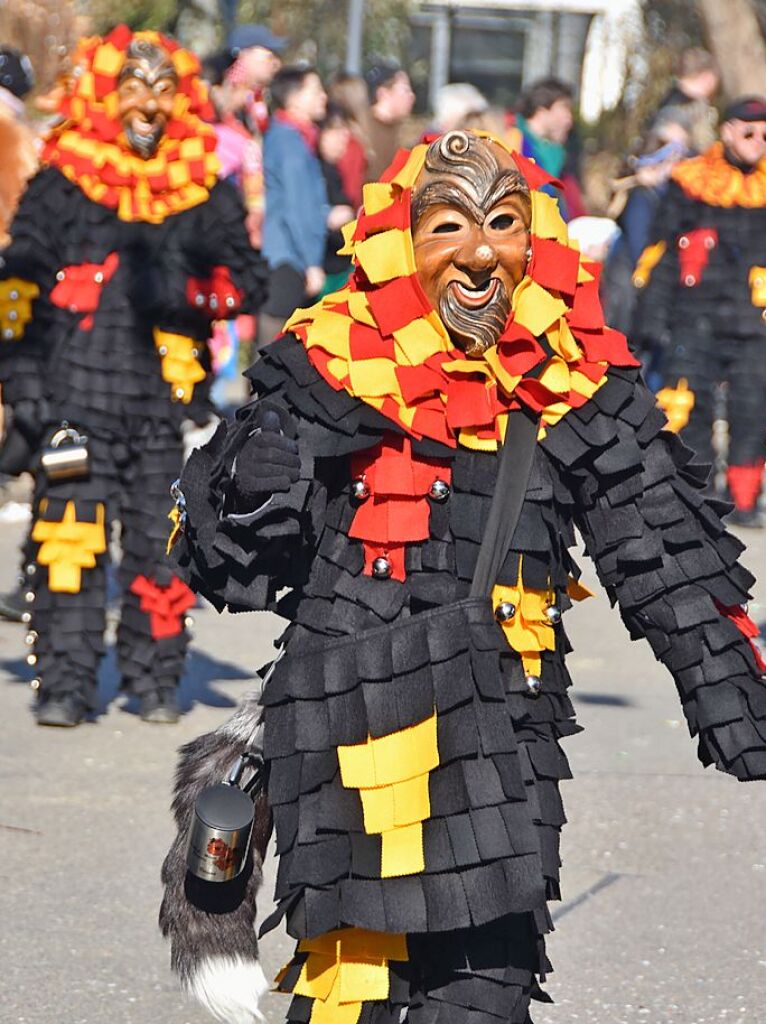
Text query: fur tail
159 688 271 1023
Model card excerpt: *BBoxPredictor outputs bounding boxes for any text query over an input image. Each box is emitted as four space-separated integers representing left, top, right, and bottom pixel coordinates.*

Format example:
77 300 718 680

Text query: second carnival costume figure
0 27 267 726
160 131 766 1023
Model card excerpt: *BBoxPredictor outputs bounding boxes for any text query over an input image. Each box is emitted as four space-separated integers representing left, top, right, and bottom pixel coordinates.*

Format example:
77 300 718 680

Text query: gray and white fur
159 686 270 1023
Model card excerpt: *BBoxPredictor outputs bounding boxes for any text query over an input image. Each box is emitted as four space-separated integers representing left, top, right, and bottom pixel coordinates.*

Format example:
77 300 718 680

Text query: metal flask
41 425 89 480
186 757 258 883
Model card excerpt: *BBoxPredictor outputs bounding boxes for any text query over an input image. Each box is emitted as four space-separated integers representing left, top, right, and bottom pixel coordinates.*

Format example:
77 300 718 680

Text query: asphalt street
2 505 766 1024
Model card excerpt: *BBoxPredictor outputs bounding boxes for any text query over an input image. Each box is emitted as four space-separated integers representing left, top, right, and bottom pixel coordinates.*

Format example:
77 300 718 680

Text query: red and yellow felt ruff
40 25 219 223
672 142 766 208
285 132 639 451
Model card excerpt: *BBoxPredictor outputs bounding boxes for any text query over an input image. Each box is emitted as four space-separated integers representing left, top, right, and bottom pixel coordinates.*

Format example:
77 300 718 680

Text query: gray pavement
2 510 766 1024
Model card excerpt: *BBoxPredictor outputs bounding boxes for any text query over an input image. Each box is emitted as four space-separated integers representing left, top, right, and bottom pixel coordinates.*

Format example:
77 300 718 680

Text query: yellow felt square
567 577 594 602
390 145 428 189
380 822 425 877
392 771 431 827
513 279 567 337
337 741 376 789
358 785 395 833
355 229 415 283
338 960 390 1003
538 357 571 395
392 317 448 364
570 370 605 399
310 311 353 358
293 954 338 1001
92 42 123 77
370 714 439 786
346 291 377 327
531 190 568 242
347 358 399 398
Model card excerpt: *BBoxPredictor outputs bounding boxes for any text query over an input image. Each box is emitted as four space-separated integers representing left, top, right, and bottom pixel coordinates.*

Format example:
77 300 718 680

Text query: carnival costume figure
0 26 267 726
159 131 766 1024
634 96 766 527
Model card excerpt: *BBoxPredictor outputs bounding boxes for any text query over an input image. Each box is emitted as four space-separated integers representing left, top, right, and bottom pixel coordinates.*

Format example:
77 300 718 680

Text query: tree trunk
698 0 766 98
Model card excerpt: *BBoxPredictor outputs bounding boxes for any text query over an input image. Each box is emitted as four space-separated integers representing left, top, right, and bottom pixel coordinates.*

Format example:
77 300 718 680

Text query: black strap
469 409 540 599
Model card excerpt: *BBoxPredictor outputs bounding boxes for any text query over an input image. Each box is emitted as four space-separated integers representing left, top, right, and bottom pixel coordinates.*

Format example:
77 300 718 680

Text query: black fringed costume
633 141 766 514
159 135 766 1024
0 29 267 716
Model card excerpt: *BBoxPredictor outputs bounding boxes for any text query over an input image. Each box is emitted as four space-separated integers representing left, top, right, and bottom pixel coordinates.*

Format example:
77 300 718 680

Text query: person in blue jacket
257 65 329 349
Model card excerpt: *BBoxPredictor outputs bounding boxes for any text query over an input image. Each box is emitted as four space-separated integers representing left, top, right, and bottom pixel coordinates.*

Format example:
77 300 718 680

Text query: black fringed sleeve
543 365 766 781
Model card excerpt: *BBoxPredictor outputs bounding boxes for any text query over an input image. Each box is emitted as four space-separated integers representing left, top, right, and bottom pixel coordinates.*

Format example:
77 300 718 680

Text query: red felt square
530 237 581 297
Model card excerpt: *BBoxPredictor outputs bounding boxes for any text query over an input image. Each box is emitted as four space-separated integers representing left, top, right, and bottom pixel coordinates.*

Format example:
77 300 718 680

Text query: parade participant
159 130 766 1024
0 26 267 726
633 96 766 526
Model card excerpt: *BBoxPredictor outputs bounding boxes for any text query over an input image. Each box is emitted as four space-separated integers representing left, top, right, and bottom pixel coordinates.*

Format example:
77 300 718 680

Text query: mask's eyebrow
412 173 530 231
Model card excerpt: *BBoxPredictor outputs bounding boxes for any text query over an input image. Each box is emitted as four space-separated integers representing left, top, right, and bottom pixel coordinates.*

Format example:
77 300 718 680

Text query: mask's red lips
449 278 499 309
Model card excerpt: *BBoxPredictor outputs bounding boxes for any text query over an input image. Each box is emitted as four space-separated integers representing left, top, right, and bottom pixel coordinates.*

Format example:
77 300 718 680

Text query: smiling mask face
411 131 531 358
117 39 178 159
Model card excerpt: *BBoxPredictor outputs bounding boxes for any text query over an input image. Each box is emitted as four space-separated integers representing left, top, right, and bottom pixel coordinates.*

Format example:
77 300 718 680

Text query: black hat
724 96 766 123
0 46 34 99
228 24 287 56
364 61 401 101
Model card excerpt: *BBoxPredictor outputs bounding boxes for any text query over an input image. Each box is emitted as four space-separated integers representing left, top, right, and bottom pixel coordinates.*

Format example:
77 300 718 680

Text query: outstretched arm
544 366 766 780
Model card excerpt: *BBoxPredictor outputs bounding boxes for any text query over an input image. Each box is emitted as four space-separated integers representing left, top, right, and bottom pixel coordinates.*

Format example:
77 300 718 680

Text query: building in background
410 0 639 117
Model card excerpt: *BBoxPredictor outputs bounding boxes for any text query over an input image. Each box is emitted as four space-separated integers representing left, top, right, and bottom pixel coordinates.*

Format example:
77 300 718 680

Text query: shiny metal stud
30 678 40 690
546 605 562 625
26 563 36 575
684 274 696 287
24 591 35 604
195 292 205 307
94 271 104 283
26 653 37 667
209 295 219 311
56 270 65 281
9 289 18 300
158 345 168 356
678 235 690 249
494 601 516 622
24 631 37 646
184 615 195 629
351 478 370 501
21 611 32 624
8 310 17 321
428 479 450 502
175 387 185 399
191 348 199 358
525 675 542 697
226 295 236 309
372 556 392 579
3 328 14 340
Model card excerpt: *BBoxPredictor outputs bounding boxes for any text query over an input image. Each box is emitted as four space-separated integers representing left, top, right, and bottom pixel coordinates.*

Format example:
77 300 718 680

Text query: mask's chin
439 279 511 358
124 121 164 158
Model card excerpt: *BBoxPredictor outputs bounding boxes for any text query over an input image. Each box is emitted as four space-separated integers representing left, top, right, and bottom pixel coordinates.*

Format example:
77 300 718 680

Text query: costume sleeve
170 392 325 614
630 180 687 346
0 169 64 444
542 367 766 781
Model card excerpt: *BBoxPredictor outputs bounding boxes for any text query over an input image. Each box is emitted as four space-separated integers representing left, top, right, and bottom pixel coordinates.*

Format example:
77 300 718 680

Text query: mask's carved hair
118 39 177 88
412 130 530 228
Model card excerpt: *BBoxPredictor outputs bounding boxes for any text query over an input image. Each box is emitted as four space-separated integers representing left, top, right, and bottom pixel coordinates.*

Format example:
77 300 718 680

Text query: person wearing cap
633 96 766 526
363 61 415 182
227 23 286 136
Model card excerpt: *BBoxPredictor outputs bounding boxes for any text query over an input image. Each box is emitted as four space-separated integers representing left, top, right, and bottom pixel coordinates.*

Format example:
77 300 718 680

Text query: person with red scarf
0 27 267 726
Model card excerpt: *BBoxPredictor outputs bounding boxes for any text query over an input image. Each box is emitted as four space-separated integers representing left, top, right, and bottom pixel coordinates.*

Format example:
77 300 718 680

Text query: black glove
232 409 300 507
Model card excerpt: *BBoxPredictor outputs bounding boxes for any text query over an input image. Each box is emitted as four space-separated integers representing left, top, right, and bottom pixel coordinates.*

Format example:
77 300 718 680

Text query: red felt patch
677 228 718 287
50 251 120 327
349 322 396 360
129 575 195 640
379 149 413 183
715 599 766 674
445 378 497 430
510 151 562 191
530 236 581 298
366 273 431 334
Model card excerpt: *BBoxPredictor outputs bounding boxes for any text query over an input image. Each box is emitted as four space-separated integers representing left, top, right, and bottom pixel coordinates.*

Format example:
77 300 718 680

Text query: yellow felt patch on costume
531 190 569 242
153 328 206 403
492 561 559 677
278 928 407 1023
749 266 766 306
338 713 438 878
512 277 567 337
0 278 39 341
632 241 667 289
656 377 695 433
32 501 106 592
567 577 594 602
166 505 182 555
354 229 416 283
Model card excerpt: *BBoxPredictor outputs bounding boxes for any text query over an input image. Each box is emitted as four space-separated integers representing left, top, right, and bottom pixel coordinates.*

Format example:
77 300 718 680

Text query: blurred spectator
433 82 488 132
0 45 36 246
510 77 585 221
227 23 286 135
602 107 691 349
364 61 415 182
328 72 370 206
318 104 356 296
206 49 265 247
650 47 719 155
258 66 329 349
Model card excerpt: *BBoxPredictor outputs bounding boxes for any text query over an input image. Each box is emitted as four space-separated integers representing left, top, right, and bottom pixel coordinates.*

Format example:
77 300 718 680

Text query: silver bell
546 605 562 625
525 675 542 697
494 601 516 622
428 479 450 502
372 556 392 579
351 478 370 501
